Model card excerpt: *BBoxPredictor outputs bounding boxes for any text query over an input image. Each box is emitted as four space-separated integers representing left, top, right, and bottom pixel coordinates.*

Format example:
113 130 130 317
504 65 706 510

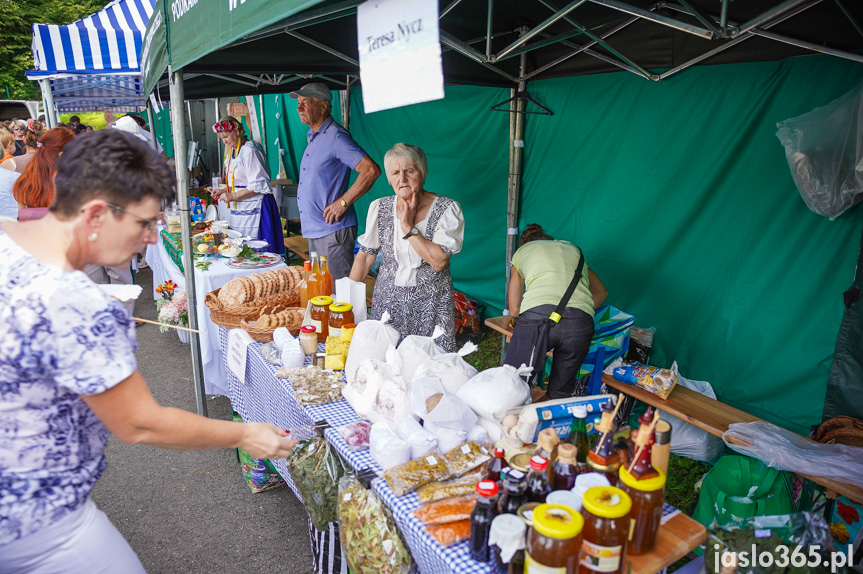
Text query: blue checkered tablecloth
219 327 682 574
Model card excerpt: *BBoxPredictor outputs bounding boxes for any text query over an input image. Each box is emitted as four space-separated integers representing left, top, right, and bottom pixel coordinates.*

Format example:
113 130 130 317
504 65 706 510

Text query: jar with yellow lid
328 303 354 337
617 467 666 555
579 486 632 574
525 503 584 573
310 296 333 341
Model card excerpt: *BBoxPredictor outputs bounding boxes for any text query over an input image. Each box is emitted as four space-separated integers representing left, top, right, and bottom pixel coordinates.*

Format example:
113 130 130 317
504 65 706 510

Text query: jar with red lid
310 296 333 341
579 486 632 574
299 325 318 355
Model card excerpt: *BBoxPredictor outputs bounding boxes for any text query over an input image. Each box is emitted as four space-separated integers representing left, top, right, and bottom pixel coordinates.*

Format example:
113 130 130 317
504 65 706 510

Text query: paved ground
90 266 313 574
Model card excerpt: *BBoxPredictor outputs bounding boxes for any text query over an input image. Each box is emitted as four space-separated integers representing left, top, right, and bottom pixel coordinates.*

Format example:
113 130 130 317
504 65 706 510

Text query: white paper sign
357 0 444 113
149 92 161 114
227 328 255 384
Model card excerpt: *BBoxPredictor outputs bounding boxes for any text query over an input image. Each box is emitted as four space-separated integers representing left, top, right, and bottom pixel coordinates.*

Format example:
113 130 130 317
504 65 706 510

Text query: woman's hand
397 193 420 234
239 422 299 460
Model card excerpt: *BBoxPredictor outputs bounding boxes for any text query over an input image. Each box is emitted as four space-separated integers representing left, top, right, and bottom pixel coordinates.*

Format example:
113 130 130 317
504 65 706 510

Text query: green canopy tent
140 0 863 430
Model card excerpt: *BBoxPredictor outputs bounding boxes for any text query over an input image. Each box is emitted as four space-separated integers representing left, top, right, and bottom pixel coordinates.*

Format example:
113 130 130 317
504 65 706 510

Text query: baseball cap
289 82 332 102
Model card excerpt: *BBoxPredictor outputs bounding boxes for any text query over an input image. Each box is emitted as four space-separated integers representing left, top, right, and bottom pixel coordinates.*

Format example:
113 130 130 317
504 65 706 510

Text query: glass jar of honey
579 486 632 574
617 467 666 555
328 303 354 338
525 503 583 573
309 296 333 341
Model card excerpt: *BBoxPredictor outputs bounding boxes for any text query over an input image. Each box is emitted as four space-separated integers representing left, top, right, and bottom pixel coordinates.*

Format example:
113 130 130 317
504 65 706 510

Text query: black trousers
512 305 594 400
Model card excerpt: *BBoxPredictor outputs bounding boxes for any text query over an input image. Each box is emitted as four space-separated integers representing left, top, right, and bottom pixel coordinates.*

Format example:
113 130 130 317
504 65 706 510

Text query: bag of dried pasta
286 437 350 531
338 475 414 574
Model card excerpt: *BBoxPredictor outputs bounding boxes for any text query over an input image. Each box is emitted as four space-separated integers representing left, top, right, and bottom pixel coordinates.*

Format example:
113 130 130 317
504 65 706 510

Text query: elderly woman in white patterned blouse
0 130 296 574
349 143 465 351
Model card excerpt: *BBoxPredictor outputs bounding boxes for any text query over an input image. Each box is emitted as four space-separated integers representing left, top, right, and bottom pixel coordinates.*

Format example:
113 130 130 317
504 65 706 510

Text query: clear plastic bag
337 420 372 451
345 311 400 385
413 495 476 525
285 437 350 531
776 81 863 220
723 421 863 488
383 451 452 496
705 512 843 574
664 362 725 462
338 475 414 574
425 520 471 547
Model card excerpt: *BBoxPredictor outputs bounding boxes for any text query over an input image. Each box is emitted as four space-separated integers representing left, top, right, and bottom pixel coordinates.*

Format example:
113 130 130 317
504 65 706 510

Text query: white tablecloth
146 236 286 395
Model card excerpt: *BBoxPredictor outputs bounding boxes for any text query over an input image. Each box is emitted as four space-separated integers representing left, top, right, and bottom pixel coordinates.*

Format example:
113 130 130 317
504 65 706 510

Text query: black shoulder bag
504 251 586 383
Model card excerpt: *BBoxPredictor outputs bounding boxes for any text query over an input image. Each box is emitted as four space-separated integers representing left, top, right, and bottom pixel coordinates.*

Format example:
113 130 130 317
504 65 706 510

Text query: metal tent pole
169 66 208 418
502 35 529 360
40 80 57 128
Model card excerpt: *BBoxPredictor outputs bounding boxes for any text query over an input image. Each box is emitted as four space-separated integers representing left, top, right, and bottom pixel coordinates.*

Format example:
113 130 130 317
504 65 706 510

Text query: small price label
343 492 352 502
426 456 438 466
461 444 471 454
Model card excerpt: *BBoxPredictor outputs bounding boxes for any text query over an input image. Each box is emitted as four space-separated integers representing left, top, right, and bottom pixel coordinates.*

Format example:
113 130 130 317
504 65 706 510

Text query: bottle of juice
319 255 334 297
307 252 322 299
299 260 312 310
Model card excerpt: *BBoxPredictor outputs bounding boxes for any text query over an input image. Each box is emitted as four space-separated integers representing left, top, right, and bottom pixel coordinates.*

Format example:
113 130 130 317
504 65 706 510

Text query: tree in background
0 0 112 100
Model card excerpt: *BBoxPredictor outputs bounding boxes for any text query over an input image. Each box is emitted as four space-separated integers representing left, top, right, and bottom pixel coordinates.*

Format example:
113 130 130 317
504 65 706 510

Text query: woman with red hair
12 126 75 210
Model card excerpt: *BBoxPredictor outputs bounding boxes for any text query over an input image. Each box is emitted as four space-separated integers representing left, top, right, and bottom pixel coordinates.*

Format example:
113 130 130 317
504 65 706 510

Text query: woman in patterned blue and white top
0 130 297 574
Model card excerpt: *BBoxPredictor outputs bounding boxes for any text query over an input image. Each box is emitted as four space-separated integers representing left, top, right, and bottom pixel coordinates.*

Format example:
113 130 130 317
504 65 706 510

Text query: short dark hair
50 130 176 218
520 223 554 245
69 115 80 123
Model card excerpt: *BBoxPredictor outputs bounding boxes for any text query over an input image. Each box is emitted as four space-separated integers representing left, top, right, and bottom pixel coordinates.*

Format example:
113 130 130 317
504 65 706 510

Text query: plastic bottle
469 480 500 562
497 469 528 515
485 447 506 483
299 260 312 310
319 255 334 297
307 251 322 298
552 443 581 491
526 456 552 504
568 405 591 465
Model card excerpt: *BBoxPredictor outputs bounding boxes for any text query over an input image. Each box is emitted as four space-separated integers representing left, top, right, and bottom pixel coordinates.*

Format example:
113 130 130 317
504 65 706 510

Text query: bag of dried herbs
338 475 414 574
286 437 350 531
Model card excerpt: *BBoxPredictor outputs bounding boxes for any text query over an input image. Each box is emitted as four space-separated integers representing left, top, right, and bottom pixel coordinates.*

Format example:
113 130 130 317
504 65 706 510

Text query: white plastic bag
456 364 532 421
278 334 305 368
467 424 490 445
397 416 438 459
343 357 392 420
370 421 412 470
410 376 477 432
345 311 400 385
423 421 468 453
368 346 413 426
414 342 479 394
272 327 295 350
663 362 724 462
724 421 863 488
396 325 446 382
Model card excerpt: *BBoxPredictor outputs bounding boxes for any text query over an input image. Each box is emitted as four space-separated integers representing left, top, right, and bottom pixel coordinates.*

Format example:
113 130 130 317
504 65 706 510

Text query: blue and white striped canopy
28 0 156 77
25 0 156 113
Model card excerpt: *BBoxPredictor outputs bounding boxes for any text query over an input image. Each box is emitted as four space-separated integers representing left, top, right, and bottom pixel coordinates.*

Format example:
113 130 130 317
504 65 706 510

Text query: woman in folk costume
211 116 284 255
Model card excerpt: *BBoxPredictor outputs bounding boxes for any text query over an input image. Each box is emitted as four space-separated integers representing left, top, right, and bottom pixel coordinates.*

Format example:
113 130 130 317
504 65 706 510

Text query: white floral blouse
0 229 137 545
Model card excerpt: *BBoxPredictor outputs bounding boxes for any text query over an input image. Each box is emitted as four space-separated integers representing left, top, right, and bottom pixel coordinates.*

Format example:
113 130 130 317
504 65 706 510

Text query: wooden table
626 511 706 574
604 374 863 505
284 235 309 262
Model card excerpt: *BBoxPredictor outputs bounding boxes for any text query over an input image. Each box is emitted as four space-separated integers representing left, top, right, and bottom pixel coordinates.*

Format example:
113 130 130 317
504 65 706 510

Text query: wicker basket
240 307 304 342
205 288 300 329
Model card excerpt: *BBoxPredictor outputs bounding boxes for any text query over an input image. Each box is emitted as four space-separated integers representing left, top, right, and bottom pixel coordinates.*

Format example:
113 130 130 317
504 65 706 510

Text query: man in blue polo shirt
291 83 381 280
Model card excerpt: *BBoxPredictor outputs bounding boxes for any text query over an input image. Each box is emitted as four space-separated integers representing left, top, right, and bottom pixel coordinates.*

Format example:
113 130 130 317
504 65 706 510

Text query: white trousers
0 498 146 574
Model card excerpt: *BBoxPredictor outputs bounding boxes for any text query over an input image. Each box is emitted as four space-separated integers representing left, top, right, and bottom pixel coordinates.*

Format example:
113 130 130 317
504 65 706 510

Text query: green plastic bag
693 455 794 528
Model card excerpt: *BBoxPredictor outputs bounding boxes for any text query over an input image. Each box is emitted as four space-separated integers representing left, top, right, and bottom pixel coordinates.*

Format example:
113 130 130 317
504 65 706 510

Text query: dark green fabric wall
518 56 862 433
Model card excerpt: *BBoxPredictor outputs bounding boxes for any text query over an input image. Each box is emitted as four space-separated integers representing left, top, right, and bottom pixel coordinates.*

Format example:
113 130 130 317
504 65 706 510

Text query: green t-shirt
511 240 595 317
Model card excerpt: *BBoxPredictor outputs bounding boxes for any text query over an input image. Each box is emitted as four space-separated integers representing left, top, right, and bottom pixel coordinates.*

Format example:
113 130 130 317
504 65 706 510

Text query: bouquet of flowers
155 280 189 333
